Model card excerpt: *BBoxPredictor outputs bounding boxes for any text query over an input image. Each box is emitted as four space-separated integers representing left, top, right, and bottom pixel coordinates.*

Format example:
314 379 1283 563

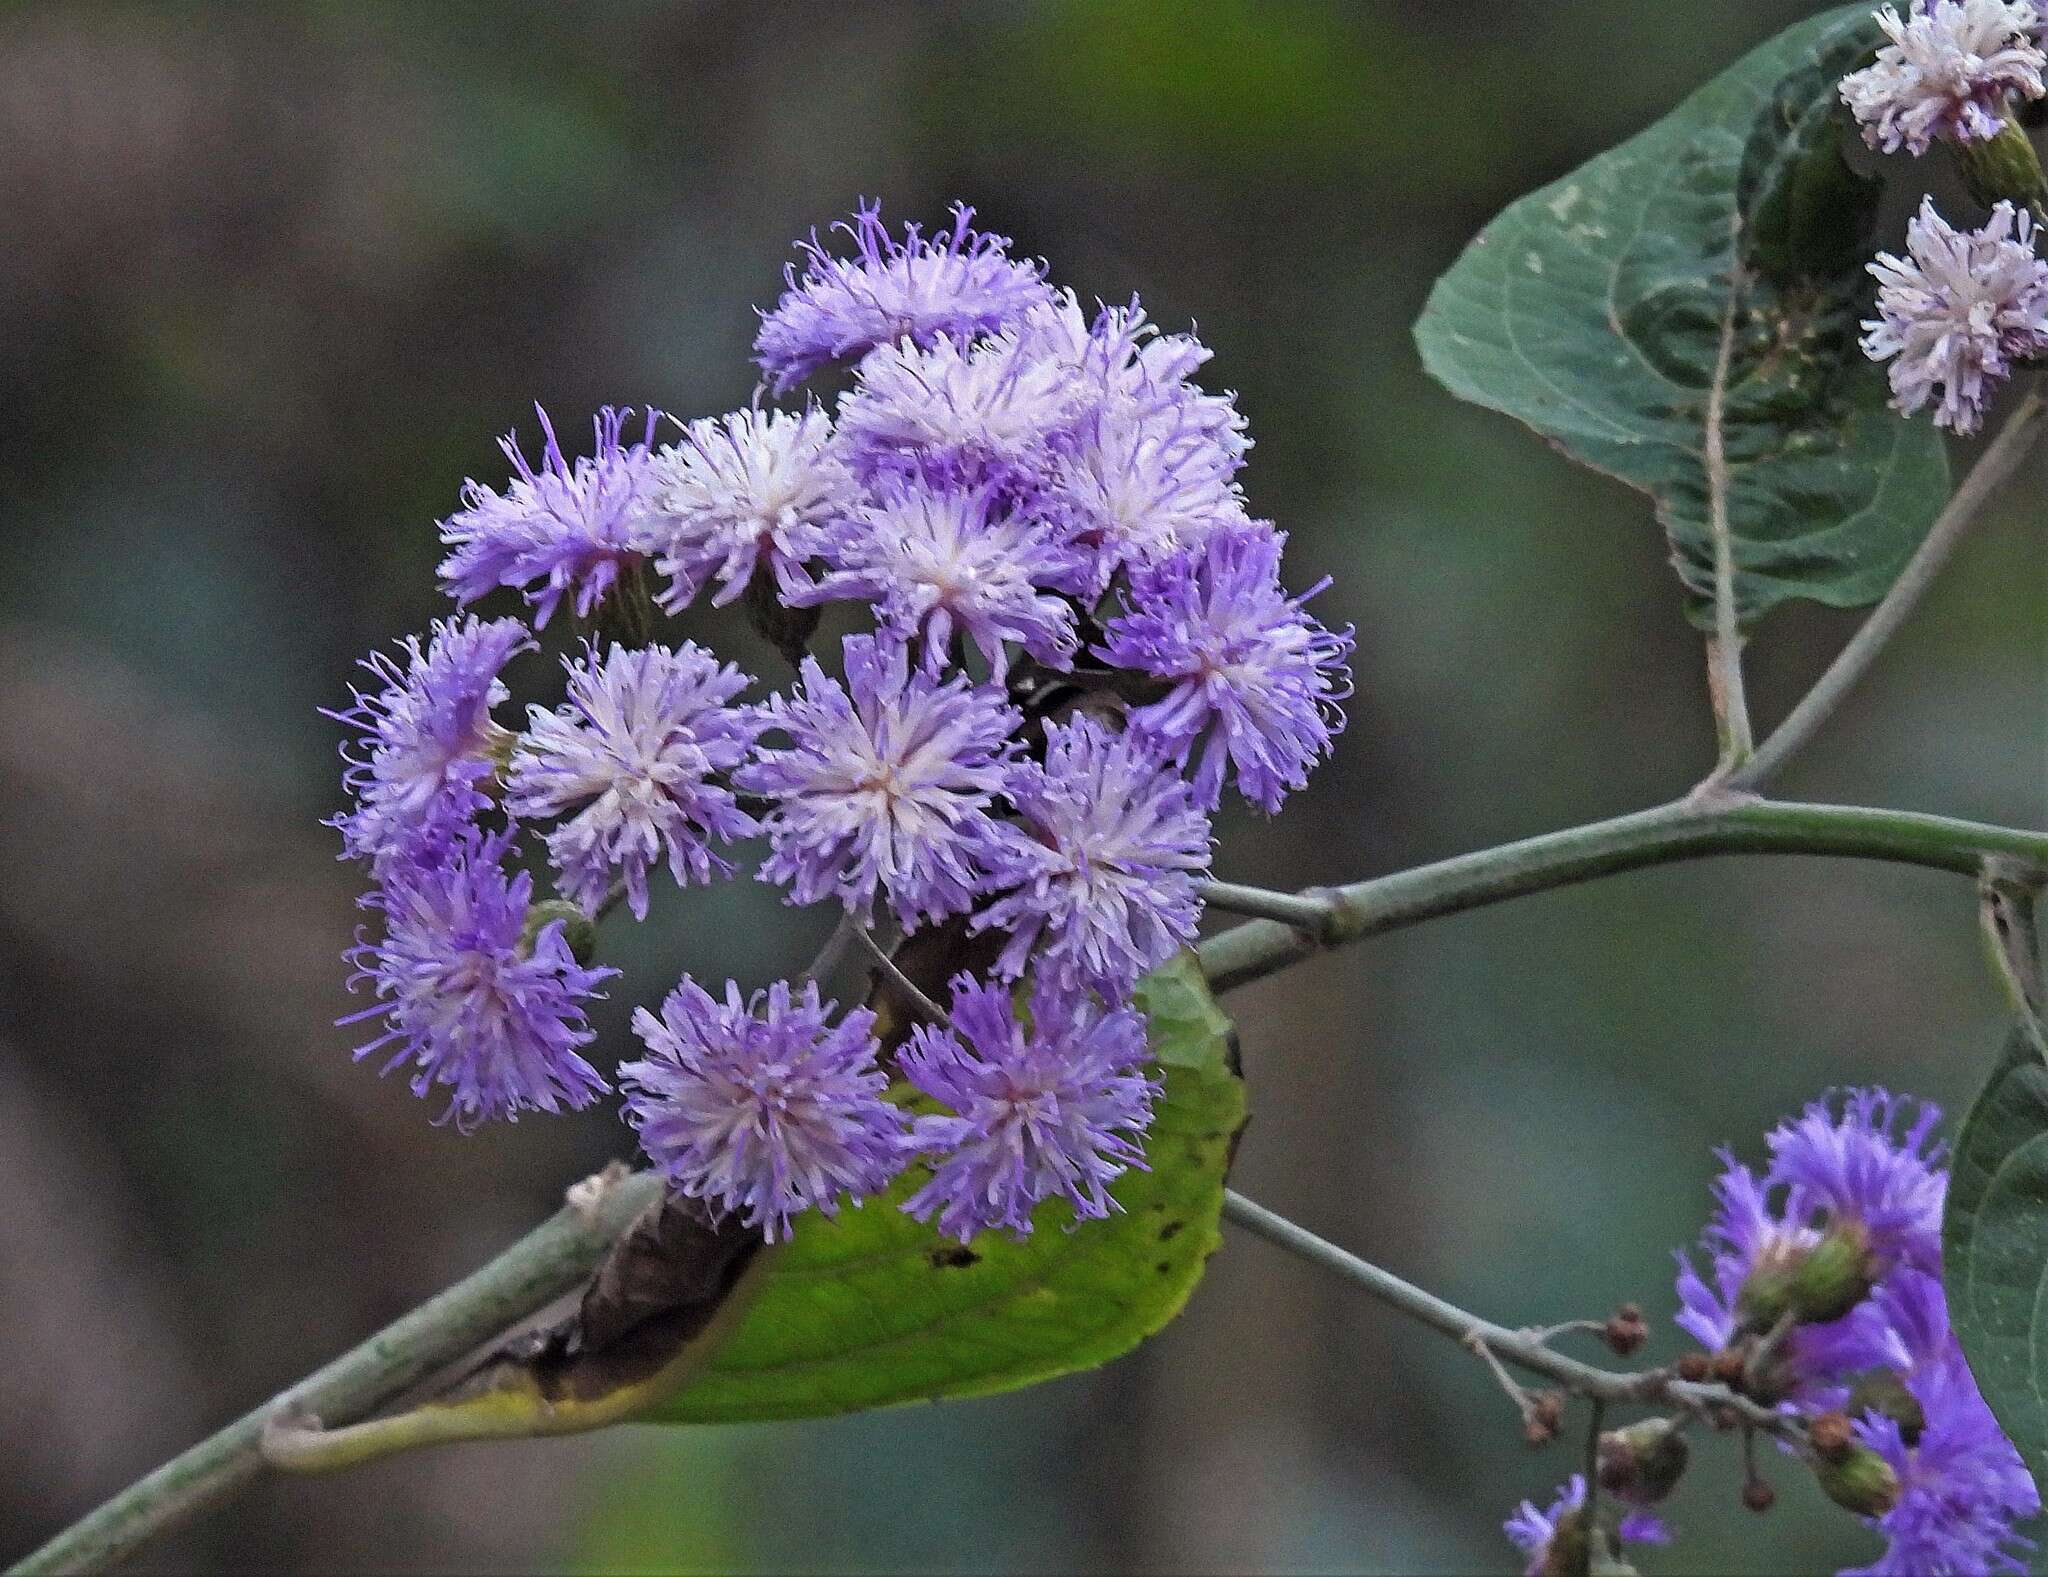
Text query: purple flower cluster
1840 9 2048 432
1663 1090 2037 1575
328 200 1348 1245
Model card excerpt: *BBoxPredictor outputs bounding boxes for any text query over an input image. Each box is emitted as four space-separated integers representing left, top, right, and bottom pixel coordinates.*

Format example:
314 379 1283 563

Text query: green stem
1732 390 2046 791
20 796 2039 1572
1196 796 2048 993
10 1171 663 1576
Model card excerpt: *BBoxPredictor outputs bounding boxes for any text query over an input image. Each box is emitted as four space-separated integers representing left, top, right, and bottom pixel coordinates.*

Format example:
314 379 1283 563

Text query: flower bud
1597 1418 1691 1505
1603 1304 1648 1357
1674 1351 1711 1383
522 898 598 966
1525 1390 1566 1446
1846 1370 1926 1447
1808 1410 1855 1462
1959 120 2048 212
1742 1476 1776 1513
1737 1224 1876 1329
1814 1443 1902 1518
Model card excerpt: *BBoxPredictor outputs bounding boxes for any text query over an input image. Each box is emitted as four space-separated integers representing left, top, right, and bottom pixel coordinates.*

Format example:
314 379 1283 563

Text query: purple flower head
621 975 910 1242
795 482 1090 678
1098 521 1354 813
738 634 1020 927
1765 1088 1947 1274
971 715 1212 1001
326 616 533 873
438 406 662 627
1502 1476 1669 1577
835 329 1085 493
1863 198 2048 434
1051 398 1251 588
646 406 856 611
1675 1091 1946 1373
1847 1327 2039 1575
503 641 765 921
1675 1154 1793 1353
754 199 1055 393
340 829 615 1131
1025 291 1250 464
898 973 1157 1241
1842 1 2045 155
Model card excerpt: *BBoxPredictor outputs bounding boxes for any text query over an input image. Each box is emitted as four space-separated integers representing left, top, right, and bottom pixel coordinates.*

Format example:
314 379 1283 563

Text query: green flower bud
522 898 597 965
1738 1224 1876 1329
1597 1419 1691 1506
1846 1370 1927 1447
1959 120 2048 212
1814 1443 1902 1518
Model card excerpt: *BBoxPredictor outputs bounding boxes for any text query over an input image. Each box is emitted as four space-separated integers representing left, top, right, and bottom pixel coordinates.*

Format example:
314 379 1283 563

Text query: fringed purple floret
739 634 1020 927
621 975 909 1242
796 482 1090 677
437 405 662 626
326 616 533 873
754 199 1055 393
1841 0 2044 155
504 641 765 920
1863 198 2048 434
971 715 1211 1002
898 973 1156 1241
1842 1274 2039 1575
645 406 856 610
341 829 615 1131
835 328 1087 494
1099 521 1354 813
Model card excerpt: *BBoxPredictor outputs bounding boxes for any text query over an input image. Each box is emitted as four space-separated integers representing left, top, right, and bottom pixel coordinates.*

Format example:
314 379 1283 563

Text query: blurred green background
0 2 2041 1571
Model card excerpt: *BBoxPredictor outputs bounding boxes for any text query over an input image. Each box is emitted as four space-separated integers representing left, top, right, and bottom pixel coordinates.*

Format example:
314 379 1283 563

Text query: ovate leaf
646 951 1245 1422
1414 5 1950 627
1944 1029 2048 1496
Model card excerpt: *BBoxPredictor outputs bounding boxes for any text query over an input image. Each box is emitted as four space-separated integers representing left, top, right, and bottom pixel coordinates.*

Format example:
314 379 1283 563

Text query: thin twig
1217 1190 1800 1440
1196 880 1340 932
1731 389 2046 790
1521 1319 1609 1346
850 925 946 1023
800 911 857 984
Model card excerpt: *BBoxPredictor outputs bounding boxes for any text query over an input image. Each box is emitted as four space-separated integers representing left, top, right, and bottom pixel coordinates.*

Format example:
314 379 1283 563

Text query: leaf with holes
1414 4 1950 628
1944 1028 2048 1497
643 950 1245 1422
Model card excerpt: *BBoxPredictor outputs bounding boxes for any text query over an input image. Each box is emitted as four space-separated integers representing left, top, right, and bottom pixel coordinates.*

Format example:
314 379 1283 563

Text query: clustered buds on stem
1506 1087 2037 1574
326 199 1352 1247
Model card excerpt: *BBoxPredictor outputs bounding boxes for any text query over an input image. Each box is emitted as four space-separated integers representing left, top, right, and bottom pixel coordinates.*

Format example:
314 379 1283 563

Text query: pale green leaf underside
646 954 1244 1423
1944 1030 2048 1498
1414 4 1950 627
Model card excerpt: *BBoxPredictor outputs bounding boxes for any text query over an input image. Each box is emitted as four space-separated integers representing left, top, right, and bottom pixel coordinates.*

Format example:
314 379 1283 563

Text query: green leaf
1413 5 1950 628
1944 1028 2048 1497
644 952 1246 1423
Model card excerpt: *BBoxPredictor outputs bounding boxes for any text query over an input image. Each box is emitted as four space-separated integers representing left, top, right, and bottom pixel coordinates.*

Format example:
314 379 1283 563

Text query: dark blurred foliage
0 2 2040 1571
